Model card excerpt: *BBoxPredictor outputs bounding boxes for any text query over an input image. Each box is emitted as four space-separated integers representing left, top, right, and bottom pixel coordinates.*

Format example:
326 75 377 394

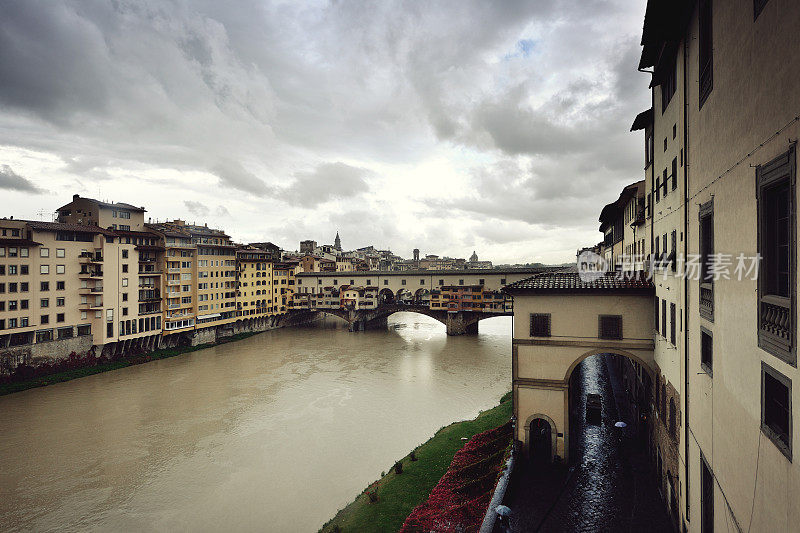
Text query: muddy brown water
0 313 511 532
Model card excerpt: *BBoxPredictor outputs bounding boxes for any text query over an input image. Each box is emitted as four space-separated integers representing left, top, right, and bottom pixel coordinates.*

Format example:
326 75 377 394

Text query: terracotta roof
504 271 654 293
59 196 146 212
0 238 42 246
26 220 114 235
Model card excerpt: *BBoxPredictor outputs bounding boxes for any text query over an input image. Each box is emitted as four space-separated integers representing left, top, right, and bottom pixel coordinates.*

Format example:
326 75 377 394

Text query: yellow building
236 247 274 317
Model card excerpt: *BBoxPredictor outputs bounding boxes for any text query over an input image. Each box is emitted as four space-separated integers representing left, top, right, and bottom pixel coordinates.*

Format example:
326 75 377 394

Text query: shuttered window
598 315 622 340
761 362 792 459
699 0 713 107
754 0 769 19
530 313 551 337
670 303 676 345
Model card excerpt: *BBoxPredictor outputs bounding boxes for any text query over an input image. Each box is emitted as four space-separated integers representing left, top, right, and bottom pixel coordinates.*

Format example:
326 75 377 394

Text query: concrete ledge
479 452 515 533
513 338 655 351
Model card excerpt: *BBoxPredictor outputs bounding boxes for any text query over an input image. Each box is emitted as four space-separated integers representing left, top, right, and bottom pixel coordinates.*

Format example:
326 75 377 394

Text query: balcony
167 267 181 274
79 286 103 294
138 257 157 263
167 280 181 286
759 295 792 360
79 300 103 309
79 251 103 263
168 304 181 310
79 270 103 279
139 269 163 275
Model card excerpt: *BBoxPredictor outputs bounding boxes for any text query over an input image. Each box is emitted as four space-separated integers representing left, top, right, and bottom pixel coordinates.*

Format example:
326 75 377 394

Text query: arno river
0 313 512 532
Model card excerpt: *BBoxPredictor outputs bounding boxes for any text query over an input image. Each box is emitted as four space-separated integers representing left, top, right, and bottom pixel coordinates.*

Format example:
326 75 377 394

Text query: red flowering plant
400 422 512 533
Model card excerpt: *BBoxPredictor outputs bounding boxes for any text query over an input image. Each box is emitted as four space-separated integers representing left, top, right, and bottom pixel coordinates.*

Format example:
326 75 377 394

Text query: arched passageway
378 288 394 305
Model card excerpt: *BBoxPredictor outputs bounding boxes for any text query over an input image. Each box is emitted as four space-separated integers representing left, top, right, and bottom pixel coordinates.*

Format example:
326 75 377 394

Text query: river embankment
320 391 512 533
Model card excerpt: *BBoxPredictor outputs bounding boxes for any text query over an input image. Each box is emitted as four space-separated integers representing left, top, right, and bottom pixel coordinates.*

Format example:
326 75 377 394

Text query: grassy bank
0 331 261 397
320 391 513 533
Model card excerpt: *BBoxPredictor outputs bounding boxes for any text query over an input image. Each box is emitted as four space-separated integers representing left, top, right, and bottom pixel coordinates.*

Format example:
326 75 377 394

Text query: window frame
701 327 713 376
698 0 714 108
529 313 551 337
756 146 796 366
598 314 623 340
699 199 714 321
761 361 792 460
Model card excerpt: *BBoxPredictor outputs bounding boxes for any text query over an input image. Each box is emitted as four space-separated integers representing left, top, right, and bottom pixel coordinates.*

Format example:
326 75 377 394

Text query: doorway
529 418 552 463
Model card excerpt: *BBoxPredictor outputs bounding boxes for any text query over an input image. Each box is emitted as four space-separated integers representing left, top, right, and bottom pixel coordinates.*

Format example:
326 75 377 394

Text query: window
670 230 677 272
56 297 65 306
122 293 128 302
41 298 49 308
122 264 128 273
701 457 714 533
655 298 660 333
8 265 16 275
530 313 551 337
662 168 668 197
20 248 28 257
761 363 792 458
699 200 714 321
57 281 65 290
383 279 388 285
420 279 425 285
20 282 28 292
20 265 28 275
701 328 713 375
671 157 678 190
401 279 406 286
661 57 676 112
670 303 676 345
41 315 49 325
9 247 17 257
107 322 114 338
40 265 49 275
122 249 129 259
662 299 667 336
57 313 64 322
669 398 676 438
56 265 65 274
757 147 795 364
122 278 128 287
699 0 713 107
754 0 769 20
598 315 622 340
459 279 464 286
439 279 444 286
40 248 49 257
40 281 49 291
20 300 28 310
56 248 65 258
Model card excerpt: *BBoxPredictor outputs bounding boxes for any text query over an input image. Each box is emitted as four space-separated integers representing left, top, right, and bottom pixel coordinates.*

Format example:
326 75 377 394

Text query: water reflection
0 313 511 532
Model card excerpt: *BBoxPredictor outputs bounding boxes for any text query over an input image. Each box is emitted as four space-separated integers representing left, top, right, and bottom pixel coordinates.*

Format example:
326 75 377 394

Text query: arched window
669 398 676 437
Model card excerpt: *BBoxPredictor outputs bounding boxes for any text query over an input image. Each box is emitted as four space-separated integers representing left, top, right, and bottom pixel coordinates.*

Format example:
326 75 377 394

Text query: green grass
0 331 261 396
320 391 513 533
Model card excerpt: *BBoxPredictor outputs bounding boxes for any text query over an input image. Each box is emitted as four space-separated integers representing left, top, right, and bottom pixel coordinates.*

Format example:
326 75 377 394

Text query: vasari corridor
1 1 799 532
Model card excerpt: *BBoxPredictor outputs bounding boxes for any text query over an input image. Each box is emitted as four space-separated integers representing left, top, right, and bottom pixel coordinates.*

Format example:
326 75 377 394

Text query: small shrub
410 449 417 461
394 461 403 475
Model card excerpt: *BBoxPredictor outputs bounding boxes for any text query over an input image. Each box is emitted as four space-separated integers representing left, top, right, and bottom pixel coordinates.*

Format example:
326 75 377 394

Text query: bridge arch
378 288 394 304
414 288 430 305
564 347 655 382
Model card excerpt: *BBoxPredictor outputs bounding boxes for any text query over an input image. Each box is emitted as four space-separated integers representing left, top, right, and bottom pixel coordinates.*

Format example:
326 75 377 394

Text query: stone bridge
301 304 511 335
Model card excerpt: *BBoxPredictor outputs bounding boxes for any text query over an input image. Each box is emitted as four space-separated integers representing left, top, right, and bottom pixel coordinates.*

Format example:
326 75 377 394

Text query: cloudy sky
0 0 649 264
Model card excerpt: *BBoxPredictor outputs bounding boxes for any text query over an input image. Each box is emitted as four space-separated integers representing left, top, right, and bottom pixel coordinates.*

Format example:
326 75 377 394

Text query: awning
197 313 222 320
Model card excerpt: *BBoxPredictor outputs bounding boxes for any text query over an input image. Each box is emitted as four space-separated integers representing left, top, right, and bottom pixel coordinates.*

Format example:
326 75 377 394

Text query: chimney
73 194 80 201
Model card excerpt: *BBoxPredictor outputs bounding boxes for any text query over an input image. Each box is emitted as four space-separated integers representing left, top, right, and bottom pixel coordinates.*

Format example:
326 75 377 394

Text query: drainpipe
682 35 691 526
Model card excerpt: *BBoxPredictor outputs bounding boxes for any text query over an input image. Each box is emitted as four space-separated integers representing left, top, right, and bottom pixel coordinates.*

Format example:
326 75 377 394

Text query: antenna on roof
36 209 46 221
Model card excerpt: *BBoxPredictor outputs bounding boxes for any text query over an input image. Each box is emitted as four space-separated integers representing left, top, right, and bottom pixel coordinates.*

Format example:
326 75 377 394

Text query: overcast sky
0 0 649 264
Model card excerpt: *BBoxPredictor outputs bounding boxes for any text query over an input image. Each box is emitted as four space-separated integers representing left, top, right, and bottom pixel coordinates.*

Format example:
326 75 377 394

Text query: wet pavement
503 355 674 532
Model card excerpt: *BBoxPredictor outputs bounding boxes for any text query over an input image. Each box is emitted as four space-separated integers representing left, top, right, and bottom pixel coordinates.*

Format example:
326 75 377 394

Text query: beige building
511 2 800 531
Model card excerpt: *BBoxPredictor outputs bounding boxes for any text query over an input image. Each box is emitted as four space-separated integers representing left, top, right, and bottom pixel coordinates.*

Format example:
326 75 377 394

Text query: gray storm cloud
0 0 649 263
